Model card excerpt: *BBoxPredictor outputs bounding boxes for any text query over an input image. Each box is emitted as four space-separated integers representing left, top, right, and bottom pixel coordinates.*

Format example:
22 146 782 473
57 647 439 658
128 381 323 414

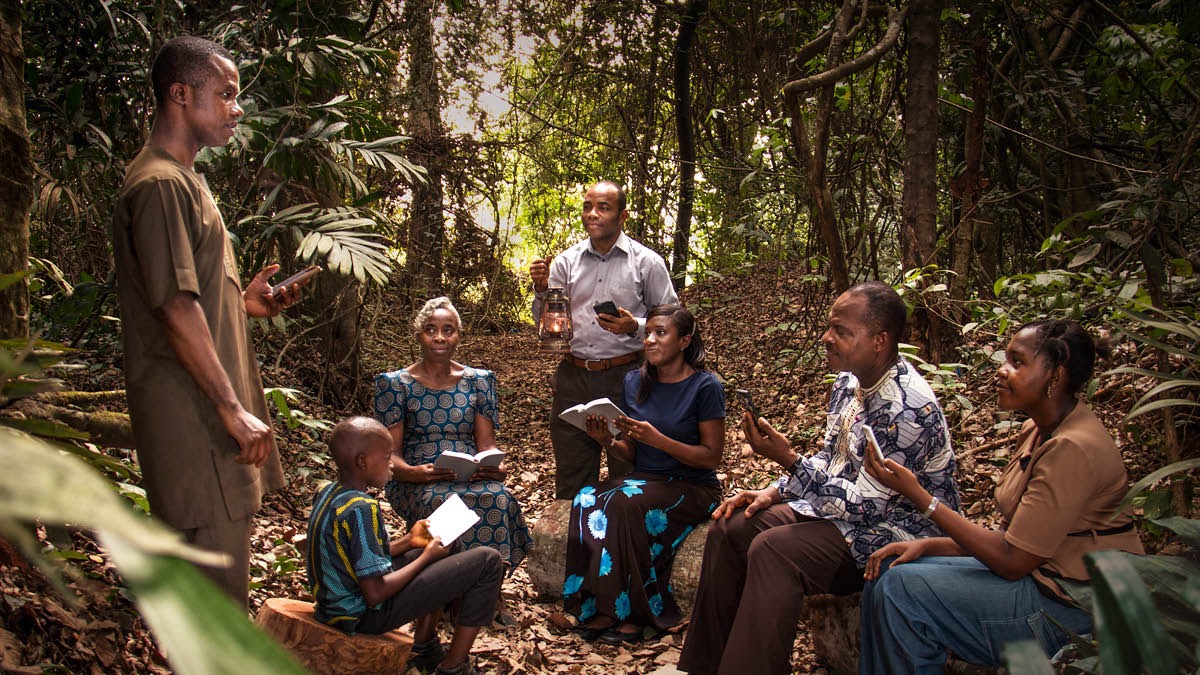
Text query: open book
433 448 505 481
426 493 480 545
558 397 627 437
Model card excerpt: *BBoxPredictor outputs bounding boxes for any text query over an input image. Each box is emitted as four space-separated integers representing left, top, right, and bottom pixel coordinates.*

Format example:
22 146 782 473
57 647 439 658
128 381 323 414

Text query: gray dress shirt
532 232 678 359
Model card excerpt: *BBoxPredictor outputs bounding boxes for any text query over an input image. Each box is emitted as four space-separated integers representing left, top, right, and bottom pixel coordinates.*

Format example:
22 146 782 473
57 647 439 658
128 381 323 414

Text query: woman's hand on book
584 415 616 447
613 416 665 448
474 461 507 481
397 462 457 483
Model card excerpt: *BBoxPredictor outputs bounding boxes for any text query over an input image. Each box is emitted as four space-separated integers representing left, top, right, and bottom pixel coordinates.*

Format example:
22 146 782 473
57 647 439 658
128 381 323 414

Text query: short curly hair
151 36 234 107
412 296 461 334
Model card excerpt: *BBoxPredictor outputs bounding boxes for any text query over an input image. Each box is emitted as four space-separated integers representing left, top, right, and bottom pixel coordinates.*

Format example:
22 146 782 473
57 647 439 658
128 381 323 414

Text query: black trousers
549 357 640 498
357 546 503 634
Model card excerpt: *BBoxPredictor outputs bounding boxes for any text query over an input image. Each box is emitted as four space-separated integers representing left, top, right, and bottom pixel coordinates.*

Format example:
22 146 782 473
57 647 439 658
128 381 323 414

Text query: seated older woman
858 319 1144 674
373 296 531 627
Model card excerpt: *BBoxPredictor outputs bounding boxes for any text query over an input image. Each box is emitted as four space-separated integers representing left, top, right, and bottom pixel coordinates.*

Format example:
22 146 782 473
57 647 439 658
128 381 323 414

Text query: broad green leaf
1001 640 1055 675
1120 458 1200 512
0 269 32 292
103 534 308 675
1149 517 1200 551
1127 398 1200 420
0 428 307 675
1085 550 1177 675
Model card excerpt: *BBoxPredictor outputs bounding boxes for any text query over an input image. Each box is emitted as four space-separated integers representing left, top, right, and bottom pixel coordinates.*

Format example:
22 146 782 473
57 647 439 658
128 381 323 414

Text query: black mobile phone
735 388 760 421
593 300 618 317
270 265 321 296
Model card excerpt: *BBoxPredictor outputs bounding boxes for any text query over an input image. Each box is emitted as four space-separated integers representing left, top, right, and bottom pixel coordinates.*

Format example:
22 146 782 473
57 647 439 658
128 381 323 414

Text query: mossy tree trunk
0 0 32 340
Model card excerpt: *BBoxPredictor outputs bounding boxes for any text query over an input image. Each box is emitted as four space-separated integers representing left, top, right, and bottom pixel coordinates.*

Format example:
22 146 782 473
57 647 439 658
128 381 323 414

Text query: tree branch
782 5 907 98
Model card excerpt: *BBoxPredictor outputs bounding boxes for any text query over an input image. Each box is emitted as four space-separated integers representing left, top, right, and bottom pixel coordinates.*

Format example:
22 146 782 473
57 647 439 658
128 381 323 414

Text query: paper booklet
433 448 505 481
426 493 480 545
558 397 627 437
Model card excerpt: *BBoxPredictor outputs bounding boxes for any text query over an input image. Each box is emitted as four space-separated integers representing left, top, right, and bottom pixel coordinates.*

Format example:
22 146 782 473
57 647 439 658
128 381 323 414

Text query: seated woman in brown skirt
562 304 726 645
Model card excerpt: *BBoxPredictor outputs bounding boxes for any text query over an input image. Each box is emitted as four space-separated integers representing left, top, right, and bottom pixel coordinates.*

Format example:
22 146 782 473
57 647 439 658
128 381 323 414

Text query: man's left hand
597 307 638 335
742 412 797 468
244 264 307 318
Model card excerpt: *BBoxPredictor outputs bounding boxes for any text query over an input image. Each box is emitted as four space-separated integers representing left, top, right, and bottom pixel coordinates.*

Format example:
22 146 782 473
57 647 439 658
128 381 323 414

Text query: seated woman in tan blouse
857 319 1144 674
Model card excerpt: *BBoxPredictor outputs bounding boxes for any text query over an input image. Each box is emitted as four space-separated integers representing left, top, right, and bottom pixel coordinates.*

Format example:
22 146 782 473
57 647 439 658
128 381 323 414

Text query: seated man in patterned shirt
678 282 962 675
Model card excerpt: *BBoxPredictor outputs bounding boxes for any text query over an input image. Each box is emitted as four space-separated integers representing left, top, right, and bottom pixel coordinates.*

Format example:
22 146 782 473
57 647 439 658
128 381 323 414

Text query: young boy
306 417 501 674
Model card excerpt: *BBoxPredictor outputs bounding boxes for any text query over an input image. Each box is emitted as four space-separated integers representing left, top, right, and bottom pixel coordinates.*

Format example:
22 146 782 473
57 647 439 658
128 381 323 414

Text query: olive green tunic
112 144 284 530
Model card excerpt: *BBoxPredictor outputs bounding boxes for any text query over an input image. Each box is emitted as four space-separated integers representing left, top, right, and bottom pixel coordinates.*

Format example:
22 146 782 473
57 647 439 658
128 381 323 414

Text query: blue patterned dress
373 367 531 571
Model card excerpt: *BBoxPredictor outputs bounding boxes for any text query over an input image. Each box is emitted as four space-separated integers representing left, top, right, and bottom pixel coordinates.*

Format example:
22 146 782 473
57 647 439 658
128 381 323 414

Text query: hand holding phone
735 389 761 423
593 300 619 317
862 426 886 464
271 265 321 297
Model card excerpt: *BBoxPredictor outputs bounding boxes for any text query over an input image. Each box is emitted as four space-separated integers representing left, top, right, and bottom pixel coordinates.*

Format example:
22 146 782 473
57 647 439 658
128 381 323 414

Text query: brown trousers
549 357 639 498
183 512 252 609
678 503 863 675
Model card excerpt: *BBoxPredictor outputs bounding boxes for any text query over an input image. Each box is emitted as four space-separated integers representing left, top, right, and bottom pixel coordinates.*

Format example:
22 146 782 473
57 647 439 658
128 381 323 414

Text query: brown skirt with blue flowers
562 472 720 631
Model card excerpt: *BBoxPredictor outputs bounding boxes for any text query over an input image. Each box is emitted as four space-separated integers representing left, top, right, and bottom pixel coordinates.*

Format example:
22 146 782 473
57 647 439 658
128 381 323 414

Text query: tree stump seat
255 597 414 675
527 499 712 615
802 593 998 674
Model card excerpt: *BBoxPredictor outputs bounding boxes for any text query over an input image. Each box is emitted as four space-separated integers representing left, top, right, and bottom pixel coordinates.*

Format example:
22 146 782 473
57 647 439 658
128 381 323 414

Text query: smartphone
270 265 321 296
862 426 886 464
593 300 619 317
735 388 761 422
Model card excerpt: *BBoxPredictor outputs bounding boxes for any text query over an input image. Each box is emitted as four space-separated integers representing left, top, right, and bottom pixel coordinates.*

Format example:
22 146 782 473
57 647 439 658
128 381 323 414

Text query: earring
1045 379 1057 398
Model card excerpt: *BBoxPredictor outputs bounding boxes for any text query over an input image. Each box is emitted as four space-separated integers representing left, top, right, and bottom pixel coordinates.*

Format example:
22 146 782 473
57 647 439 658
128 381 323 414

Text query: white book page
425 493 480 544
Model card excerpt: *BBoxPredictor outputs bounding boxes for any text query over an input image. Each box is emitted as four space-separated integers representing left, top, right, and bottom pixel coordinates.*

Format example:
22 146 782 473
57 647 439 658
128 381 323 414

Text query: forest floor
0 263 1173 674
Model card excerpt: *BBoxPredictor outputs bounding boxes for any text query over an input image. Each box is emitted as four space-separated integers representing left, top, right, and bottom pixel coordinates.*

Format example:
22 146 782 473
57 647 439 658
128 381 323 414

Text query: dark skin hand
596 307 639 335
860 441 1045 581
359 535 451 607
710 487 782 520
740 411 799 469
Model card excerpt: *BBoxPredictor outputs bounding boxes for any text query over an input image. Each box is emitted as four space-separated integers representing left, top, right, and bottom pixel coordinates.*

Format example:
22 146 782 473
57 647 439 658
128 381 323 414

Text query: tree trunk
948 21 990 321
782 2 905 294
670 0 707 291
403 0 446 301
0 0 31 339
901 0 945 359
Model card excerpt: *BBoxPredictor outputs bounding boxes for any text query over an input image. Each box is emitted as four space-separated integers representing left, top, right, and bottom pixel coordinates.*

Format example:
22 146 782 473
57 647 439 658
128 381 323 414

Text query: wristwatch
922 496 940 519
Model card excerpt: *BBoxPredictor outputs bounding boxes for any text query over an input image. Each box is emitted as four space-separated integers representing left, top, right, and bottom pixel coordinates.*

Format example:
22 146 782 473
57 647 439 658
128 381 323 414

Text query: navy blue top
623 369 725 486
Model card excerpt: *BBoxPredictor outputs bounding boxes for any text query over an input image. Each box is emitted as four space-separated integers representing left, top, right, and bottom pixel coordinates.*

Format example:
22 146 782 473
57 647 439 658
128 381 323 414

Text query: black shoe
408 639 445 672
571 624 607 641
599 627 643 645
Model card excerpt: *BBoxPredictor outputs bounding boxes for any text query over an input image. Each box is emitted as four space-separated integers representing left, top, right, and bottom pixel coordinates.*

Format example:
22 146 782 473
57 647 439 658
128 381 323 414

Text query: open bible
558 397 627 436
433 448 505 481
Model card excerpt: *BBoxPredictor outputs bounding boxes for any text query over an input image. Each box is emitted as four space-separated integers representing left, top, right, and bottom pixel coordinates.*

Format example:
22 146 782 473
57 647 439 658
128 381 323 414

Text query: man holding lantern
530 180 678 499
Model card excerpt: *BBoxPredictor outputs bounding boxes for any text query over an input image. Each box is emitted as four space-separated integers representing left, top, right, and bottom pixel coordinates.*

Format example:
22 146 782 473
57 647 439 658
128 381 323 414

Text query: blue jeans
859 557 1092 674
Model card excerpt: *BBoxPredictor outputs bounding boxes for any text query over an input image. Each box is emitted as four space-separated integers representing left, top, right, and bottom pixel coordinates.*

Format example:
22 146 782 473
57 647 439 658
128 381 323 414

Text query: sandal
435 658 475 675
408 639 445 672
599 627 643 645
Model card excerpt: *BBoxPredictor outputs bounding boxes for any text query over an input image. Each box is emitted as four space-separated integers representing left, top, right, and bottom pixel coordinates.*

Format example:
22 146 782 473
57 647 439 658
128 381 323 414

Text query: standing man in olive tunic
530 181 678 499
111 36 307 607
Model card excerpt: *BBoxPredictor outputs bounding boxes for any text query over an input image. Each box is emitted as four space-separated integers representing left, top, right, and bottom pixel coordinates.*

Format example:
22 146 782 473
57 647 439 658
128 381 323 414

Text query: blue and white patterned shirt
775 357 961 566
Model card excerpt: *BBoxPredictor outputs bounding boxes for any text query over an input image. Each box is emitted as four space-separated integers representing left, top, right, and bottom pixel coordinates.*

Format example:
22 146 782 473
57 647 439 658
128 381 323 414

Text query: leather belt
568 351 642 372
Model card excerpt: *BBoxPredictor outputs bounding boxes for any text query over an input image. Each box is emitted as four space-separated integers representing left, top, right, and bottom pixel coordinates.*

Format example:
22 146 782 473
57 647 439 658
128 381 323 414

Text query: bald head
329 416 391 473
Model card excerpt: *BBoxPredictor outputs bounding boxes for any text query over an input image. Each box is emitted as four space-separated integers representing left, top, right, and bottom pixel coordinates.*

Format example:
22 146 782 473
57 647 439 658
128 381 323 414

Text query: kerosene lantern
538 287 573 353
